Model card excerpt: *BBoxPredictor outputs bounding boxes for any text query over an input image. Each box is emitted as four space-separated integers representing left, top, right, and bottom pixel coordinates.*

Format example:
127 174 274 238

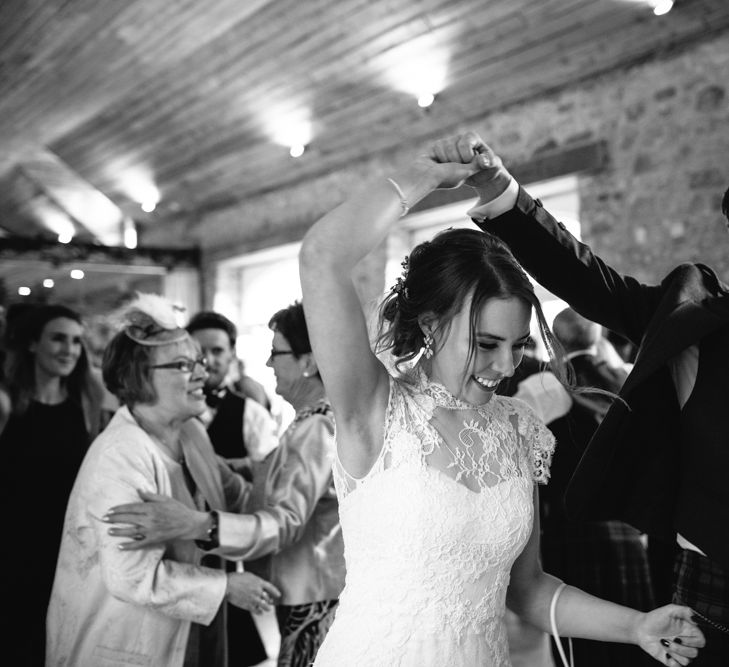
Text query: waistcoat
206 390 247 459
675 325 729 568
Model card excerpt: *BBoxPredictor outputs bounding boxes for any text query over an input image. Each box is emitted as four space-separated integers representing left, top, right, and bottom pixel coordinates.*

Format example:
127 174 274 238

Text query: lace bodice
315 370 555 666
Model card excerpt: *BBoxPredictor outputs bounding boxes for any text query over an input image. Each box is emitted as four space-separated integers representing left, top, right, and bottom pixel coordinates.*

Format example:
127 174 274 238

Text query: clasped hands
417 130 512 200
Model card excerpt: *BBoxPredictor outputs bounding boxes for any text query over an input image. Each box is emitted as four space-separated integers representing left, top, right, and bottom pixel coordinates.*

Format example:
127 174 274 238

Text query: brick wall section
143 32 729 304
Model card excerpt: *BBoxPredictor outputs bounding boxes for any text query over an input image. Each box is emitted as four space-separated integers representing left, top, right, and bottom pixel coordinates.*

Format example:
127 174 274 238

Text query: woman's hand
103 490 210 550
226 572 282 614
634 604 705 666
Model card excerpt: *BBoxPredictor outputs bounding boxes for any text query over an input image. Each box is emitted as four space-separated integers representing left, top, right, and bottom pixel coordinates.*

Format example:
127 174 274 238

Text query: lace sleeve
511 397 556 485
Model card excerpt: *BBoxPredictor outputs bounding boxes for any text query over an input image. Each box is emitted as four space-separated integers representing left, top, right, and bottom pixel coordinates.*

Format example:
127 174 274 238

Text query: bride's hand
417 133 490 190
634 604 704 665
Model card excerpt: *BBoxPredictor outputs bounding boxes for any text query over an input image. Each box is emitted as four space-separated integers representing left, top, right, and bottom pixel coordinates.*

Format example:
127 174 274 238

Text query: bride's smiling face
426 296 531 405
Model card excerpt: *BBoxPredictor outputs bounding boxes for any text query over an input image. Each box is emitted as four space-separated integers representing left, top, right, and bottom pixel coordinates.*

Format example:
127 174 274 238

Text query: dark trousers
673 549 729 666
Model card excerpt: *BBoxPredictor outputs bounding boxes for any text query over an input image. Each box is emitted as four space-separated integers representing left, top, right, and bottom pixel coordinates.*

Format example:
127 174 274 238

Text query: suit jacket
482 187 729 562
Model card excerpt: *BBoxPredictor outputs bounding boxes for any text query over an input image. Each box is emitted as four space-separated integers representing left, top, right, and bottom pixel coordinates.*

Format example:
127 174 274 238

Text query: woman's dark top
1 397 89 666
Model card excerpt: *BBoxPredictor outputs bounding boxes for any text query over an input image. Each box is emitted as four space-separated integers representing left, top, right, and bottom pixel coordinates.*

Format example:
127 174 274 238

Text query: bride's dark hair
376 228 568 383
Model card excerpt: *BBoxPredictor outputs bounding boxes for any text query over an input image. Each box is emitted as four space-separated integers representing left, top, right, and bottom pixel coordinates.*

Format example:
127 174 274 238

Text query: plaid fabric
673 549 729 666
541 519 655 611
275 599 338 667
543 520 656 666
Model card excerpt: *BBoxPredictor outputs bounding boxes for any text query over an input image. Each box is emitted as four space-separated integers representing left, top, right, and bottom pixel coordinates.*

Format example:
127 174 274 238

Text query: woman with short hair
46 295 279 667
105 300 345 667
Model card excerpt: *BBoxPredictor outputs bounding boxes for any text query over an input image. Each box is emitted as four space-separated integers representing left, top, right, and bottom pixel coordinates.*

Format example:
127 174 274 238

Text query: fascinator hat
122 293 188 347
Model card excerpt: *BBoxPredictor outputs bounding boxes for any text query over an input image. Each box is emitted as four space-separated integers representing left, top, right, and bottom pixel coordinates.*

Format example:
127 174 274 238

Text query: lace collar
410 365 497 412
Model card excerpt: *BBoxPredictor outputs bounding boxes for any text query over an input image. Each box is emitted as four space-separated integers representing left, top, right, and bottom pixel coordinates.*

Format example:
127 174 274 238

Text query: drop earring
423 332 434 360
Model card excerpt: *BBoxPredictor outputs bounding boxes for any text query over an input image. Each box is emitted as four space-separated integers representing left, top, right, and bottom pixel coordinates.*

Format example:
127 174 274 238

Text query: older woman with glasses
104 300 345 667
46 294 280 667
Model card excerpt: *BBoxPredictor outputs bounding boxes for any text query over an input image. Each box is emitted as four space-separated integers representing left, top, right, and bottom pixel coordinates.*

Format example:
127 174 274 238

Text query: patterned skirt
275 600 339 667
673 548 729 666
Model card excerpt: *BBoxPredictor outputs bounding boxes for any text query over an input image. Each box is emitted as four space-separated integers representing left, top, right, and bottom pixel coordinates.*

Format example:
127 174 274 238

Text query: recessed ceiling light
43 278 54 288
417 92 435 108
289 144 306 158
70 269 85 280
18 286 31 296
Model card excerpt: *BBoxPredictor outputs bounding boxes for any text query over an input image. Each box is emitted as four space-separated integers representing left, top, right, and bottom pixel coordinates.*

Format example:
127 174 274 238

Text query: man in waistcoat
437 130 729 665
186 310 279 667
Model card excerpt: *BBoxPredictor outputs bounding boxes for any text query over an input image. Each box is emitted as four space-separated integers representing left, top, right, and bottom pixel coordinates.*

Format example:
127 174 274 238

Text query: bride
298 133 704 666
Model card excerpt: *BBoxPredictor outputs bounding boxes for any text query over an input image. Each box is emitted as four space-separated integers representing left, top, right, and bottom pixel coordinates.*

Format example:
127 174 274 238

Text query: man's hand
104 490 209 550
428 131 512 201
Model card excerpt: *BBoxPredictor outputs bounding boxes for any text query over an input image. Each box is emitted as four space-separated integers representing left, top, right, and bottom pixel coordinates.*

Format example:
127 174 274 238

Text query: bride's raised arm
299 138 488 475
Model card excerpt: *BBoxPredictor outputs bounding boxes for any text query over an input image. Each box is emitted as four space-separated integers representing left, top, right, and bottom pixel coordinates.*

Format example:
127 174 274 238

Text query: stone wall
186 30 729 304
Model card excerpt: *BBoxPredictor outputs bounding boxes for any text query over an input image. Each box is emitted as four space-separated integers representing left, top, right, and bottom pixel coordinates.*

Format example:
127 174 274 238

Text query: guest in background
515 307 655 666
0 303 103 667
105 301 345 667
186 309 279 667
47 294 280 667
186 311 278 478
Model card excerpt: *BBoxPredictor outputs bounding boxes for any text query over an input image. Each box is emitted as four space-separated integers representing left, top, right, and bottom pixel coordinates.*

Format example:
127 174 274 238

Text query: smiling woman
0 303 104 667
102 300 346 667
45 294 280 667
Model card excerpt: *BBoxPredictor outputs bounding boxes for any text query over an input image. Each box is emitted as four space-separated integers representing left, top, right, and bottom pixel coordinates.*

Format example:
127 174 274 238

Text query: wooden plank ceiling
1 0 728 301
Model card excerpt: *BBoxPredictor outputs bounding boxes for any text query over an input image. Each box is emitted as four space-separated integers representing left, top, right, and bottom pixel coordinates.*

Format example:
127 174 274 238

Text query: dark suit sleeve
481 187 663 345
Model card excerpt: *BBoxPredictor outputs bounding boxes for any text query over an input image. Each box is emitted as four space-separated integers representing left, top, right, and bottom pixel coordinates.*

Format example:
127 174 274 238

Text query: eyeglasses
269 348 295 359
150 356 208 373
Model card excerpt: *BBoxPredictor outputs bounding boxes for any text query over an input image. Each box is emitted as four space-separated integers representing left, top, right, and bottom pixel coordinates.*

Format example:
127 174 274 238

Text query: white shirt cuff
466 177 519 222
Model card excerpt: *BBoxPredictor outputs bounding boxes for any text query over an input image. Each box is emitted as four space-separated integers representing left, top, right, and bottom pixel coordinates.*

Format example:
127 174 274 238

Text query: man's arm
468 172 661 344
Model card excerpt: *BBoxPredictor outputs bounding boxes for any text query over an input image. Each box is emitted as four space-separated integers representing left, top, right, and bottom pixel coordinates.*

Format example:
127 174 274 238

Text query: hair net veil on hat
120 293 188 347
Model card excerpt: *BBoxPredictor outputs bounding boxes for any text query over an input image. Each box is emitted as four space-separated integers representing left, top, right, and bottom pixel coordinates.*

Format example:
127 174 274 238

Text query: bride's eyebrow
475 332 531 342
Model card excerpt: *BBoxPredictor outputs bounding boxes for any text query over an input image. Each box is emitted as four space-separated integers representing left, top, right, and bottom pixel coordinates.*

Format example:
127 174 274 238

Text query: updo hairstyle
376 227 565 378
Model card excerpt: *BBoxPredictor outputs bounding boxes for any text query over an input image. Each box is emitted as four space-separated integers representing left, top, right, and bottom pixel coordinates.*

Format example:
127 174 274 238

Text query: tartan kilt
541 519 655 611
674 548 729 627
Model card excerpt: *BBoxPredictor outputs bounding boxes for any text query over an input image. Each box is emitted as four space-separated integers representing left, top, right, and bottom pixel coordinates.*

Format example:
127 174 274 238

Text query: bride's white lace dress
313 369 554 666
